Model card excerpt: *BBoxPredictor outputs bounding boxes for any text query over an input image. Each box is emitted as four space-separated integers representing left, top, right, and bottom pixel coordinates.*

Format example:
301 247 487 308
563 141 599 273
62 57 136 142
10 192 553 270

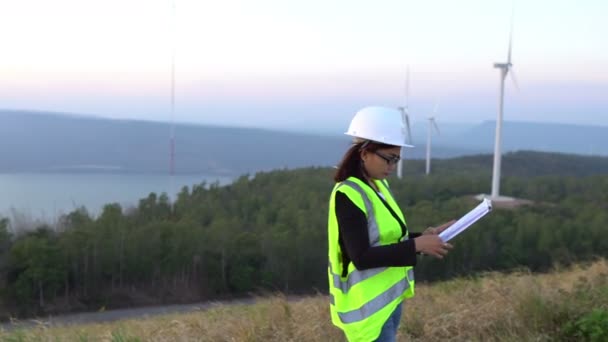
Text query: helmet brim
344 132 414 148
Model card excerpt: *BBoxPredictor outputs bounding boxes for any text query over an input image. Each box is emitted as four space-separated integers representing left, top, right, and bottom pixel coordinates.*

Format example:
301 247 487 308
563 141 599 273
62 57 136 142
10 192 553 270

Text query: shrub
563 309 608 341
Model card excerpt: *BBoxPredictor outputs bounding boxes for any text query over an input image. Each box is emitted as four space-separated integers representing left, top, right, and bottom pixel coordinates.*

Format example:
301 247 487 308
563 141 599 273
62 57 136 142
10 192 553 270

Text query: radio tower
169 0 176 200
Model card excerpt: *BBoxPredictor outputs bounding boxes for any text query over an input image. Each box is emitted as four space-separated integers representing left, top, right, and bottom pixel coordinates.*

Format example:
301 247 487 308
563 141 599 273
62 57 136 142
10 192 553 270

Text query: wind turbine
425 103 440 175
490 20 518 198
397 66 413 179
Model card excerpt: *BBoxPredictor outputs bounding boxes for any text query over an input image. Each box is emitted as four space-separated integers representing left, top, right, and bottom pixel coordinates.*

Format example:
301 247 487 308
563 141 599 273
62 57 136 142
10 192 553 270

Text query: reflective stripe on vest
338 275 407 323
328 269 414 306
329 261 415 296
329 262 386 294
337 180 381 246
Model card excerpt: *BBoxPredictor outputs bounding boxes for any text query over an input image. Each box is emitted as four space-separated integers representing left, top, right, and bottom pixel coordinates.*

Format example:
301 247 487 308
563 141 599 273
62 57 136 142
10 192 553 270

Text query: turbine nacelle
493 62 512 69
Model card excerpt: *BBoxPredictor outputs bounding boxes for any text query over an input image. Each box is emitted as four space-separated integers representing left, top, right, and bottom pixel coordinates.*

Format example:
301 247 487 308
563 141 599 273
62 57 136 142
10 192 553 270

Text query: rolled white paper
439 198 492 242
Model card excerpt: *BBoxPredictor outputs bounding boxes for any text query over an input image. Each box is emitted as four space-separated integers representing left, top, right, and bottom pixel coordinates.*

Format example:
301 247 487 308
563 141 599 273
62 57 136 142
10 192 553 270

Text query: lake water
0 173 232 222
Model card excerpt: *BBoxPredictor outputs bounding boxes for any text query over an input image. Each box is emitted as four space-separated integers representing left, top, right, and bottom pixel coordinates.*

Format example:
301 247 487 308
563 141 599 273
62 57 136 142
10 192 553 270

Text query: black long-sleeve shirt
335 191 420 275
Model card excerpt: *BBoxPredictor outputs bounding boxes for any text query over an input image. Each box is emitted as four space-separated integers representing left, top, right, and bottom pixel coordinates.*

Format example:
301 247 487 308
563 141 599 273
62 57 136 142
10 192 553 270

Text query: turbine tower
490 22 517 198
425 103 440 175
397 66 413 179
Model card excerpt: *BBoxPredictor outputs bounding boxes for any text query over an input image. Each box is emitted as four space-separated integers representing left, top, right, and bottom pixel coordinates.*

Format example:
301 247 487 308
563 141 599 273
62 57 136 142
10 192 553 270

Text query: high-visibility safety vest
328 176 415 342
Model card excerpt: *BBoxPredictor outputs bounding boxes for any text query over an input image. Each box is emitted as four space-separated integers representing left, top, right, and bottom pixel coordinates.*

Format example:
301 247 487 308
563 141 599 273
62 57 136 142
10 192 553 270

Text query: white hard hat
345 106 414 147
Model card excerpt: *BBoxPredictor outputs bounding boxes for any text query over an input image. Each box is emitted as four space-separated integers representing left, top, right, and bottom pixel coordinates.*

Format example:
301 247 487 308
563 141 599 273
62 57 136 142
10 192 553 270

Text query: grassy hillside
3 259 607 341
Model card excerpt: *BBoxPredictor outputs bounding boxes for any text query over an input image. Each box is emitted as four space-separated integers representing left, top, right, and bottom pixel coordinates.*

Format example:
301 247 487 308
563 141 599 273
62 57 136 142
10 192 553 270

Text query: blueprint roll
439 198 493 242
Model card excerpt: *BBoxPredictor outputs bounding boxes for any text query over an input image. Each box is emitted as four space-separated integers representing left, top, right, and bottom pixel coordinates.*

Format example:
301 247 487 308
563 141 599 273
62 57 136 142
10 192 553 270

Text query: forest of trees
0 151 607 319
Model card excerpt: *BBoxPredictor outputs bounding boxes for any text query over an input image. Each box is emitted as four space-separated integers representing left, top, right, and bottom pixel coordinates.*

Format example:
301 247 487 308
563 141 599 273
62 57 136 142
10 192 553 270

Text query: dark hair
333 140 395 182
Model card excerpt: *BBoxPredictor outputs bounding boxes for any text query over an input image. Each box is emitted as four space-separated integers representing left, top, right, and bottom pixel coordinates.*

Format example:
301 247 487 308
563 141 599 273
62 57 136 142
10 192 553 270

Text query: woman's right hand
414 235 453 259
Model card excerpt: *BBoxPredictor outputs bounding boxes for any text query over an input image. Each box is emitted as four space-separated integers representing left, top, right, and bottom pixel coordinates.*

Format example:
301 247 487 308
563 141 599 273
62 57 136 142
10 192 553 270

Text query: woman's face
361 146 402 180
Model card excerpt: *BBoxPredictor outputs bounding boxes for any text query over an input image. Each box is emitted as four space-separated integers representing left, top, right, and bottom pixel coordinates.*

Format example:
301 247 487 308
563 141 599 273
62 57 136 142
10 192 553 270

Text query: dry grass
1 259 607 341
402 259 608 341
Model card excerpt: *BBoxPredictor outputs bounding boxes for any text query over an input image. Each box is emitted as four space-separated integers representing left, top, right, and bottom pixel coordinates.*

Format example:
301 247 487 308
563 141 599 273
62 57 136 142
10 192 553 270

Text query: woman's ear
360 149 369 163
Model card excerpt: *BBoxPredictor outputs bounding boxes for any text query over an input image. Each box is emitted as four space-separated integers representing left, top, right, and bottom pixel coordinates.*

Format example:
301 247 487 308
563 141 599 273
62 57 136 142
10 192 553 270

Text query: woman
328 106 454 342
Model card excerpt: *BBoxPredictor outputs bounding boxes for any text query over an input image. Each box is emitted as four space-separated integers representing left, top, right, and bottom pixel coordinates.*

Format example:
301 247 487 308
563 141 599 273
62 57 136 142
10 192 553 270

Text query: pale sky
0 0 606 133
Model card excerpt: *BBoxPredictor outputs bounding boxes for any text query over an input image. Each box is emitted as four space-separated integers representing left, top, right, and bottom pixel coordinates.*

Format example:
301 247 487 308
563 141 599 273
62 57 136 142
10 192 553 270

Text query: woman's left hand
422 219 456 235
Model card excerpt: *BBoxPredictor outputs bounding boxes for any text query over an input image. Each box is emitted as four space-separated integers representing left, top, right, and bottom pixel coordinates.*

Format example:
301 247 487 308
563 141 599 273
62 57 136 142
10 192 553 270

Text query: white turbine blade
507 29 513 65
405 114 413 144
432 119 440 135
508 6 514 65
404 65 410 107
509 68 520 91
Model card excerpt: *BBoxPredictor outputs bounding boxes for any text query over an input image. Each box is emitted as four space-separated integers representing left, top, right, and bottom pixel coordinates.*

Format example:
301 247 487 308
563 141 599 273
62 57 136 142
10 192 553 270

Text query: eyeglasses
374 151 401 165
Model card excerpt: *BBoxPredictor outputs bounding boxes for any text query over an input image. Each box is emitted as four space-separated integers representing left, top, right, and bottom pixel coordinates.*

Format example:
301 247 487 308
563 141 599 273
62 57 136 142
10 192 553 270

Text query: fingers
424 226 440 235
415 236 454 259
435 219 457 234
437 245 449 257
437 219 456 230
429 242 453 259
424 220 456 236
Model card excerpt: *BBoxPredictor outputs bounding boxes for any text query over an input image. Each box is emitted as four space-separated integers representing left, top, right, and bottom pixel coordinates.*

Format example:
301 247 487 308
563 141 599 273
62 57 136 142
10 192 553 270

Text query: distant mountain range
1 109 607 176
430 120 608 156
